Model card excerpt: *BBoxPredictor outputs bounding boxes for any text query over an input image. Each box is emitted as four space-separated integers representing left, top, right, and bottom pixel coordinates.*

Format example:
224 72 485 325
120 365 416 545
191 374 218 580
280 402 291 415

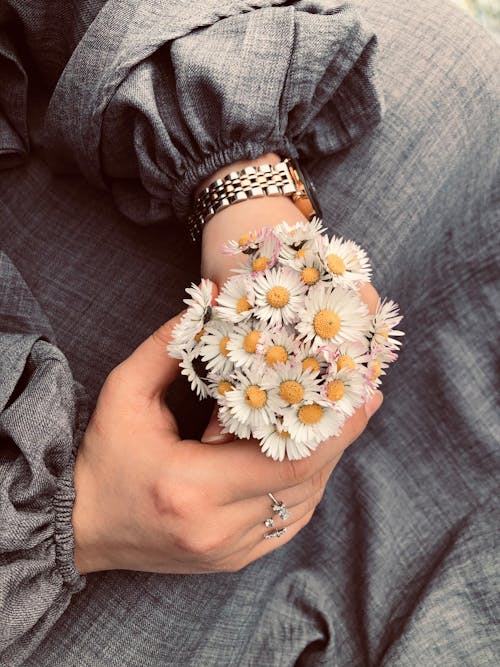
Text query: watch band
187 159 299 242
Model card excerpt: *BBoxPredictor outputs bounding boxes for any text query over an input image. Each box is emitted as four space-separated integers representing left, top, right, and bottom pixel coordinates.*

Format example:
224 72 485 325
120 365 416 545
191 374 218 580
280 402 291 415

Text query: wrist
198 153 309 285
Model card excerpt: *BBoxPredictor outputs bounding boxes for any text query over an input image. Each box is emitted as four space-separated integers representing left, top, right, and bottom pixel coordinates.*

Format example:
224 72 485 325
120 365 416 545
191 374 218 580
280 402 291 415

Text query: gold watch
187 157 322 242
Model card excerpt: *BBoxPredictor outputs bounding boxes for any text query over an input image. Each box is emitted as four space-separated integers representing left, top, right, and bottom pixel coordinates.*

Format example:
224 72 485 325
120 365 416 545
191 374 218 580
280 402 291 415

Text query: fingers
183 397 376 504
358 282 380 315
119 311 186 400
201 404 233 444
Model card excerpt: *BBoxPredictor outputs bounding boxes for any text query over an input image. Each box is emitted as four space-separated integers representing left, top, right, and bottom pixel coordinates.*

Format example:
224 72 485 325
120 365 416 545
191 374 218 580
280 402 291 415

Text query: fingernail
365 390 383 419
201 433 233 444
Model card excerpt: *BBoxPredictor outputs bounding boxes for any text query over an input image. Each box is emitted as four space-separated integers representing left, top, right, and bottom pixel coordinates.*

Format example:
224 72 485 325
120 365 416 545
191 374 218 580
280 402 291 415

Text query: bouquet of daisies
168 218 403 461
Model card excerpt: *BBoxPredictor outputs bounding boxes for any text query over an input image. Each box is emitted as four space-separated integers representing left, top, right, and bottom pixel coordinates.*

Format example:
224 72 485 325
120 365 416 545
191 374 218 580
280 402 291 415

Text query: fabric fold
43 0 383 232
0 254 89 654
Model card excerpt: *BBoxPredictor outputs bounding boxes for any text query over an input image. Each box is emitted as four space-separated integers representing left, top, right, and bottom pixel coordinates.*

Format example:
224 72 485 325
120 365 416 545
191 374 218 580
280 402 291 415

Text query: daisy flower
253 266 307 327
323 340 371 373
364 349 389 395
275 217 326 262
261 360 323 408
296 283 371 351
281 401 344 446
255 326 298 368
214 274 255 324
179 348 210 399
226 319 268 369
253 419 311 462
224 366 282 431
168 282 214 359
182 279 214 331
284 246 328 289
222 228 266 256
206 371 237 402
370 298 405 359
199 319 235 375
318 235 371 288
233 229 280 275
218 403 252 440
291 339 330 377
321 367 365 417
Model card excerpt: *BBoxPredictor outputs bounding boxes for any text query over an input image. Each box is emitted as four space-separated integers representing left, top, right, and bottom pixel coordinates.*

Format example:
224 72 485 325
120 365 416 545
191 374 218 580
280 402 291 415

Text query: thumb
122 311 185 399
201 404 233 444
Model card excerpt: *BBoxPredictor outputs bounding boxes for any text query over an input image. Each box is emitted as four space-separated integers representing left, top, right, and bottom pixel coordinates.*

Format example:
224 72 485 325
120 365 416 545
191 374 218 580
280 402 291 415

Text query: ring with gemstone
268 492 290 521
264 517 275 528
264 527 287 540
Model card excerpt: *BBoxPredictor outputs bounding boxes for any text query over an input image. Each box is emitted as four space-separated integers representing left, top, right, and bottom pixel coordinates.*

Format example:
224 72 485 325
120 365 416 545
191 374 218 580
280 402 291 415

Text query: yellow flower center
301 267 320 285
337 354 356 371
194 329 205 342
371 360 382 380
245 385 267 409
219 336 230 356
243 330 260 353
236 295 251 313
266 286 290 308
295 247 306 259
327 380 345 402
217 381 233 396
238 234 252 247
298 403 323 425
313 309 341 339
279 380 304 404
265 345 288 366
302 357 320 374
326 253 346 275
276 427 291 439
252 256 269 272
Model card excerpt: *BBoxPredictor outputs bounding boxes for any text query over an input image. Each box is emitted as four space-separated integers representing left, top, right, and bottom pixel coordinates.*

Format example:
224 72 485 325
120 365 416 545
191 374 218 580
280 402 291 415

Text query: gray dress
1 0 499 664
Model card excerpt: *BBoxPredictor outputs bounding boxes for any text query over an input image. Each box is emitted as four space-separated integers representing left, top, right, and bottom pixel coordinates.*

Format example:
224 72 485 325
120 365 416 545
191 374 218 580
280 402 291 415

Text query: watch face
288 158 323 220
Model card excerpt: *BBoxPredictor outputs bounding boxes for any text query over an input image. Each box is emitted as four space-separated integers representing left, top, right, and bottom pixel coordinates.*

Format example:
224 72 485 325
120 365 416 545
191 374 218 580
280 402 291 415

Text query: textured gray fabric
0 0 499 665
42 0 382 228
0 263 88 654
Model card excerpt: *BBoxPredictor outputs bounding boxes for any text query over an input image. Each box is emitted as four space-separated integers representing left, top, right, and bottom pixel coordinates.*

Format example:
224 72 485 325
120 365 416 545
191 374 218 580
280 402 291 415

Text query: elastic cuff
172 137 299 232
53 382 89 592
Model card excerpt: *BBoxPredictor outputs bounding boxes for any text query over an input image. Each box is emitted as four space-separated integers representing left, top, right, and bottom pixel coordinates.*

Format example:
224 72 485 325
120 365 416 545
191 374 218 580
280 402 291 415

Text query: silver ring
267 492 290 521
264 517 275 528
264 527 287 540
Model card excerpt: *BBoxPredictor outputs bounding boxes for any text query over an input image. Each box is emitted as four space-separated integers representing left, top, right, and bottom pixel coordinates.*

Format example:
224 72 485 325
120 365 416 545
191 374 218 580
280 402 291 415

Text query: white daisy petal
253 266 307 327
281 401 345 446
253 419 312 461
226 319 268 369
199 319 235 375
370 298 405 360
255 326 298 367
295 283 371 351
260 360 323 409
321 367 366 416
318 235 372 288
179 348 210 399
224 366 282 431
232 229 281 275
214 275 255 324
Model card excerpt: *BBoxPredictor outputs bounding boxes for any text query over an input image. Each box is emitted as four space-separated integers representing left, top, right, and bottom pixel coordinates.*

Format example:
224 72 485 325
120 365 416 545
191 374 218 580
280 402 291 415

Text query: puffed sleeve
0 253 88 662
44 0 383 231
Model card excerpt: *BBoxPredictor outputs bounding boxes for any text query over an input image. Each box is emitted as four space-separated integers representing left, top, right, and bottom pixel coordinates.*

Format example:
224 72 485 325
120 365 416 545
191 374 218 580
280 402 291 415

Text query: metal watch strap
187 160 298 242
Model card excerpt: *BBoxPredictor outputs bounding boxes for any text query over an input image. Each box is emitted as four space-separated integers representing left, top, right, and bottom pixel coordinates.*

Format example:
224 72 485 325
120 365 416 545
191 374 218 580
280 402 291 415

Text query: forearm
198 152 309 287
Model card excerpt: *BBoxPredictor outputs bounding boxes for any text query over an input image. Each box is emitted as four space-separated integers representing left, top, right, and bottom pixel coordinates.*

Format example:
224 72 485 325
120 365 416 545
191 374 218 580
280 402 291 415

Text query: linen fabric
0 0 499 664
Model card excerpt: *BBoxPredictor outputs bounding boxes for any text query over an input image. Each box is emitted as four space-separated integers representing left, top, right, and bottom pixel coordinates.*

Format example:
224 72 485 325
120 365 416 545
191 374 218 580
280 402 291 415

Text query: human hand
72 306 383 576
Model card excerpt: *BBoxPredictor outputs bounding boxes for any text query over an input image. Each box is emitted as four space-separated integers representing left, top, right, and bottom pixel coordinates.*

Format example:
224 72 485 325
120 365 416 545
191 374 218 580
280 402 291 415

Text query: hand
72 307 383 575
